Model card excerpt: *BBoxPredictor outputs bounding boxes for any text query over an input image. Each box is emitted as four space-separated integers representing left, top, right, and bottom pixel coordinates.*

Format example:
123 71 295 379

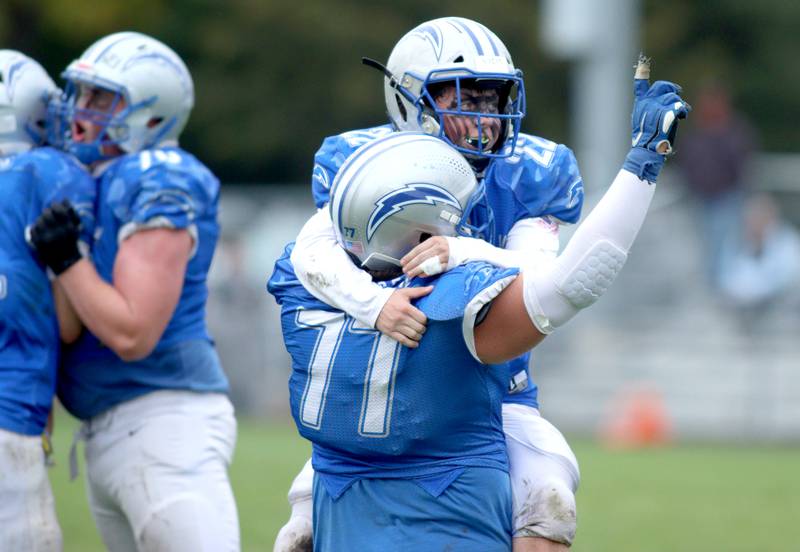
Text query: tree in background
1 0 797 184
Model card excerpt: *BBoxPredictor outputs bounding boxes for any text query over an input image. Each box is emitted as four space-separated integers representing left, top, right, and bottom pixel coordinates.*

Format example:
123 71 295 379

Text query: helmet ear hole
394 93 407 122
147 117 163 129
453 55 464 63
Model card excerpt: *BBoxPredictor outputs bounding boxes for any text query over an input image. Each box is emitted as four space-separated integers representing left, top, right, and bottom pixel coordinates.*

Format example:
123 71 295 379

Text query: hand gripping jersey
58 147 228 420
310 126 584 409
0 147 95 435
269 244 519 499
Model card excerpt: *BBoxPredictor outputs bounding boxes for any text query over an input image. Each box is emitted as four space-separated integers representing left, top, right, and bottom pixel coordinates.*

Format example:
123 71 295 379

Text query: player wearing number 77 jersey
281 17 585 550
268 76 689 550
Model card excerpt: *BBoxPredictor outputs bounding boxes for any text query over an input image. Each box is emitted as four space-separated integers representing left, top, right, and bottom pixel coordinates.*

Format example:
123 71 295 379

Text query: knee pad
513 477 577 545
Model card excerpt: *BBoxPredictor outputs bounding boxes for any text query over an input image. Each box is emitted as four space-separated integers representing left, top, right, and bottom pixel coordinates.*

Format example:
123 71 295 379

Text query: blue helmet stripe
448 18 484 56
367 183 461 242
6 60 26 93
476 22 501 56
91 33 137 64
332 133 433 240
413 24 443 61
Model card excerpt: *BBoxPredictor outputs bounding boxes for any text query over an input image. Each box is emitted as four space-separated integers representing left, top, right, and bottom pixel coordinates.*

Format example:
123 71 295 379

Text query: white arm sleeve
522 169 656 333
445 216 560 270
290 208 394 329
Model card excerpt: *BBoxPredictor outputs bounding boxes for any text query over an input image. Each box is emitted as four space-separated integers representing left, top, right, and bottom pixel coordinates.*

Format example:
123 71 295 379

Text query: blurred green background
2 0 798 184
49 409 800 551
4 1 800 550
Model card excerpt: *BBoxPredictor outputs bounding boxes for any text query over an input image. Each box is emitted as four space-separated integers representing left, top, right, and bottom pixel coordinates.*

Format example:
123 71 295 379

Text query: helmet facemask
60 78 169 165
58 32 194 165
420 73 525 161
381 17 528 168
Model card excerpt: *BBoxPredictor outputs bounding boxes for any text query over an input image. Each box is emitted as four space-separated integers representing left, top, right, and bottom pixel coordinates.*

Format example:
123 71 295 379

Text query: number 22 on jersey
295 309 401 438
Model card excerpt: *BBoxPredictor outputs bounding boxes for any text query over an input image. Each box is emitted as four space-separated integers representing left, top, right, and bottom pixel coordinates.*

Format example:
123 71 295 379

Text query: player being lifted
30 33 239 551
278 17 584 552
0 50 96 552
269 62 688 550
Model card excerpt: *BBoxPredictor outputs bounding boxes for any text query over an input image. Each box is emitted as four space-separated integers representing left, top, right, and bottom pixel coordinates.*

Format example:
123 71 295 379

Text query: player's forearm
447 236 527 268
476 169 655 363
52 280 82 344
57 260 161 360
291 209 392 328
446 217 559 272
447 236 556 271
522 168 655 333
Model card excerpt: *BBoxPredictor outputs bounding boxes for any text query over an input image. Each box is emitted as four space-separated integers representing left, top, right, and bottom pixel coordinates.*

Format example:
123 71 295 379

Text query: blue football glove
623 56 691 183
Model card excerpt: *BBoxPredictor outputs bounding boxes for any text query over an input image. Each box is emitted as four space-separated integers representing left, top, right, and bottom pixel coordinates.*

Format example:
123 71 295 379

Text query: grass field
49 410 800 551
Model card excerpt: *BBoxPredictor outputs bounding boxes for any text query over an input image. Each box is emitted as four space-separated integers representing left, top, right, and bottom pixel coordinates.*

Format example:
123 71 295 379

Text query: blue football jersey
0 147 96 435
309 126 585 409
268 244 518 498
58 147 228 420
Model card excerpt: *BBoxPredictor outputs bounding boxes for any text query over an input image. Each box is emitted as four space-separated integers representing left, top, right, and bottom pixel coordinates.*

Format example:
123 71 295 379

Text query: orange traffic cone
599 384 672 448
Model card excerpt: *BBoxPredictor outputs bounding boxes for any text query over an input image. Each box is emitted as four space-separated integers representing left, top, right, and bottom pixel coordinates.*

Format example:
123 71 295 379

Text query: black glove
30 199 83 275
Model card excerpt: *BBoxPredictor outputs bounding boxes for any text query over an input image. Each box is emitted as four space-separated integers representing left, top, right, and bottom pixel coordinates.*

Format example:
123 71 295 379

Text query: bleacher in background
212 156 800 442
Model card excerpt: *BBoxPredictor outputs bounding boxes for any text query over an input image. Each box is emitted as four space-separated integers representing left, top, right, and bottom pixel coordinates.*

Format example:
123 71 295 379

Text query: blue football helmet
330 132 495 277
59 32 194 165
0 50 57 156
383 17 526 160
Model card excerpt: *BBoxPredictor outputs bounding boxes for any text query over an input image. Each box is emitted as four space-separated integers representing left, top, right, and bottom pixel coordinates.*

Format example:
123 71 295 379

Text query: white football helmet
61 31 194 164
0 50 57 156
330 132 494 278
382 17 525 159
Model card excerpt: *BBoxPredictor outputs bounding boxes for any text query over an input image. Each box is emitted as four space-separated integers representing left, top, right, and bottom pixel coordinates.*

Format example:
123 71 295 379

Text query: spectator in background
717 192 800 321
678 80 756 288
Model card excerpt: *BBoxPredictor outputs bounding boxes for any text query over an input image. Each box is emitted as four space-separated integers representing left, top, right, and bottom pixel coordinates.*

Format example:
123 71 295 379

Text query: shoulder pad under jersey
494 133 584 224
311 125 393 208
105 147 219 230
414 262 519 322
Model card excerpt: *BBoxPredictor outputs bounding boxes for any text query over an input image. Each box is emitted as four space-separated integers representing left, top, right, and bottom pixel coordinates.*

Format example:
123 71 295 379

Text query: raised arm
474 168 656 363
474 60 690 364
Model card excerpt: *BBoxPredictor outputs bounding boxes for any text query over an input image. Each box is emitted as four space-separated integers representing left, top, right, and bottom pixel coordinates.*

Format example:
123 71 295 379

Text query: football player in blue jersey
29 33 239 551
276 17 585 552
270 66 688 550
0 49 96 552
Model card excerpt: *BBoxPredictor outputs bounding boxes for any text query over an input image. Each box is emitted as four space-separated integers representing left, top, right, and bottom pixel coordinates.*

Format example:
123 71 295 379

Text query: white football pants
503 403 580 543
79 390 239 552
0 427 62 551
